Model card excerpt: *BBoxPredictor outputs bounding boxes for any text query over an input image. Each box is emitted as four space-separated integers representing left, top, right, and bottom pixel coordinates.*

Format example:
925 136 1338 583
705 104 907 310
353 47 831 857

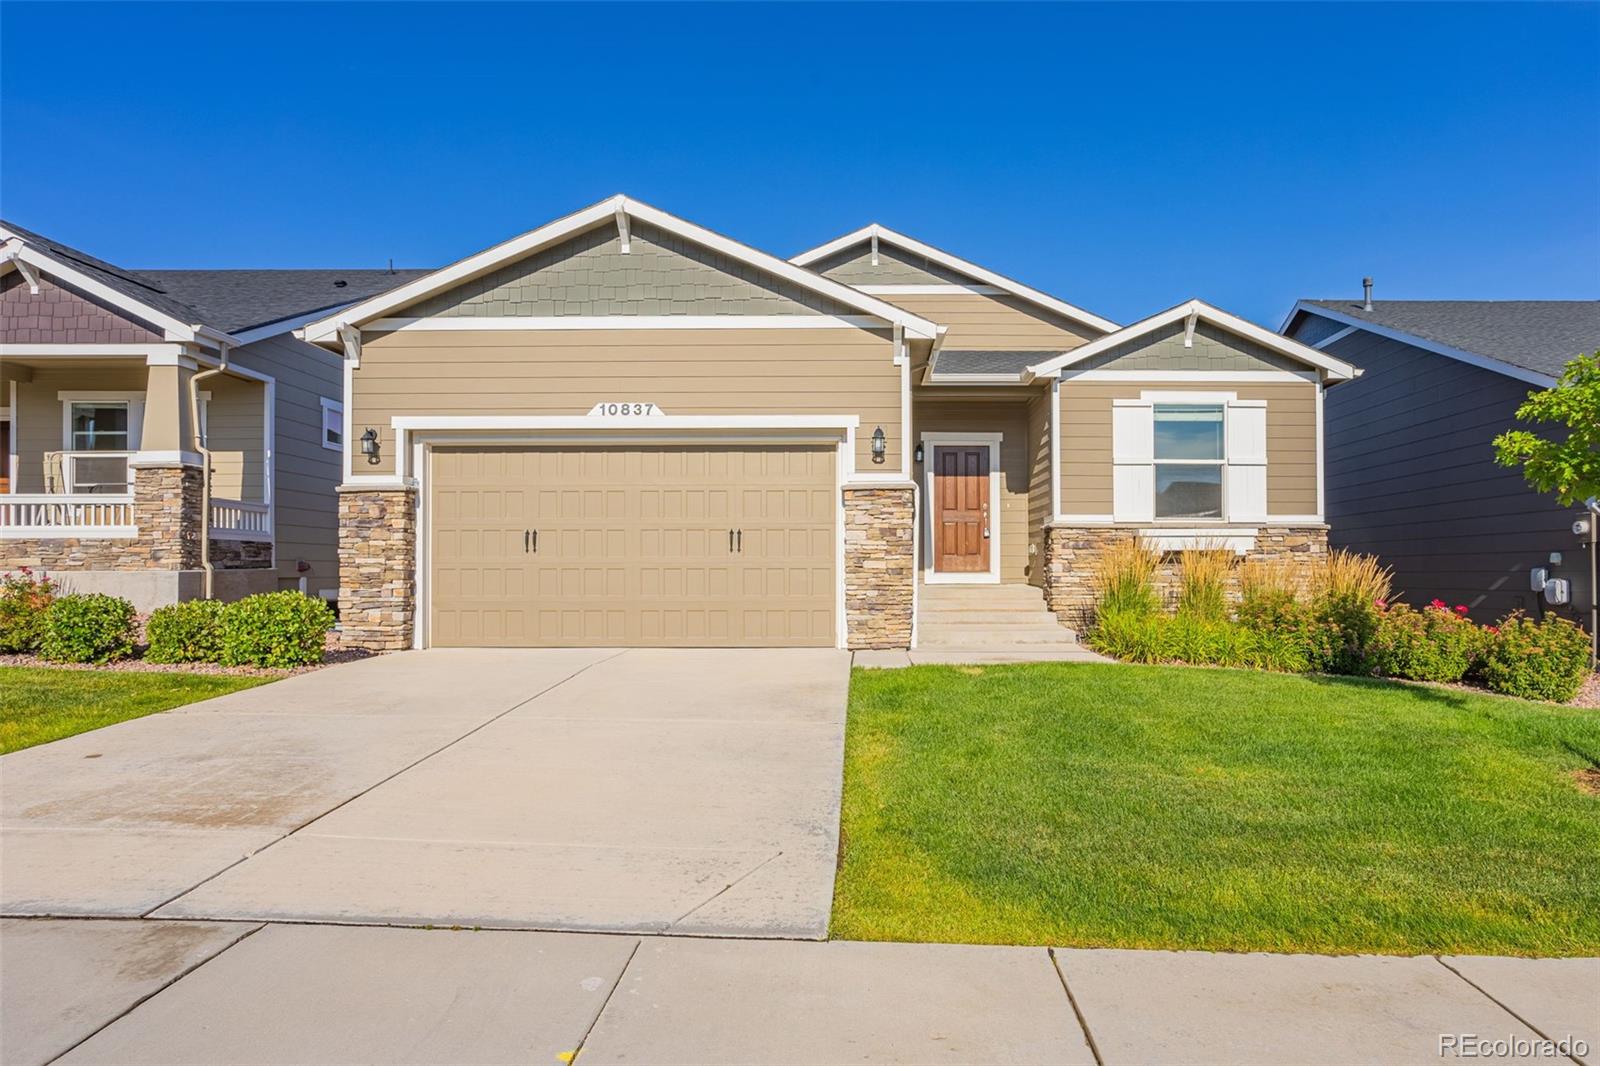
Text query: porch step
915 581 1079 649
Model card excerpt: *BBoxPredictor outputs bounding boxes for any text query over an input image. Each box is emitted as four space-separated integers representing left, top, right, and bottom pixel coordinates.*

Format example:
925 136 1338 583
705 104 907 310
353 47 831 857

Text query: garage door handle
525 529 537 553
736 529 743 552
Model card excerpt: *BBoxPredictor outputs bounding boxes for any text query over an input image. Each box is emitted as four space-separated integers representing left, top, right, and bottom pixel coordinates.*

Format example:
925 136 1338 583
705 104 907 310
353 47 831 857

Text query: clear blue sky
3 2 1596 326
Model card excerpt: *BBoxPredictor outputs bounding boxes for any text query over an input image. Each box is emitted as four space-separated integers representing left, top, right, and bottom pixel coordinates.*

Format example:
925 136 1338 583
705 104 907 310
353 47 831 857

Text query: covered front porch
1 350 275 602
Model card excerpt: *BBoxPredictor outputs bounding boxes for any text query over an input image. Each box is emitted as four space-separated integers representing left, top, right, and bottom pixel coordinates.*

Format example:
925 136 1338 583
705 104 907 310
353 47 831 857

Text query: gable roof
790 223 1120 335
1 219 427 344
1283 299 1599 385
299 195 940 349
1026 299 1360 383
141 269 431 334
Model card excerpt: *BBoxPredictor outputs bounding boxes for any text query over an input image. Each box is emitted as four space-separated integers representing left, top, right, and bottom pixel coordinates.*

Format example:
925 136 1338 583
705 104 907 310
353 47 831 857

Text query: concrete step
916 629 1080 648
916 610 1066 625
918 586 1048 606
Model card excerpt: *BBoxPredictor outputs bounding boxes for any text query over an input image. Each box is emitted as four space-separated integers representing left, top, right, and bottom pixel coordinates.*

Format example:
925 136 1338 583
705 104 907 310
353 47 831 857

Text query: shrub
219 590 334 668
1309 550 1393 675
1093 536 1160 620
39 593 136 664
1177 545 1232 621
1088 611 1309 673
1478 613 1593 703
0 568 56 654
145 599 227 664
1369 600 1491 683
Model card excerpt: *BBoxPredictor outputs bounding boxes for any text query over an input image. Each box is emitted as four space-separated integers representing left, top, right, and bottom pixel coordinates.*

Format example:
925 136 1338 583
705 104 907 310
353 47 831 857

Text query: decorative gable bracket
1 244 41 294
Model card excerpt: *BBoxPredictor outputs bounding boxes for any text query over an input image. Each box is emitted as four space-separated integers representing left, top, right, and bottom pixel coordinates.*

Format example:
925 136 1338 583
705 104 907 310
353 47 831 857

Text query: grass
0 667 272 753
834 662 1600 956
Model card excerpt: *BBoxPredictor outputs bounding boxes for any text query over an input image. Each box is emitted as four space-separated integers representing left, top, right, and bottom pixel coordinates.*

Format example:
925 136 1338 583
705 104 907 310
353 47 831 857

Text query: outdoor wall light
871 426 887 464
914 442 924 464
360 427 380 464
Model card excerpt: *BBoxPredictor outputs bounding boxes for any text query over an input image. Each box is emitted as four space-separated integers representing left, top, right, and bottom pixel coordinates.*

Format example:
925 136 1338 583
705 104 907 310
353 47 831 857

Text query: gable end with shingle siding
403 220 857 319
809 242 978 287
1070 319 1308 375
1 271 165 344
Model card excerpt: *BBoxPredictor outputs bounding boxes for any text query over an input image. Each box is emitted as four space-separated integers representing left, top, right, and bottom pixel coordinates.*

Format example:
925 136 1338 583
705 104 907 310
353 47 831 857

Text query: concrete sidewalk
3 918 1594 1066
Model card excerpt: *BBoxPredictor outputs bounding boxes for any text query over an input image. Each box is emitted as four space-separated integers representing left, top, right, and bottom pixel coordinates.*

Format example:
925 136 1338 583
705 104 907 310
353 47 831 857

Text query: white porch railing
210 498 272 540
0 494 137 538
43 451 134 495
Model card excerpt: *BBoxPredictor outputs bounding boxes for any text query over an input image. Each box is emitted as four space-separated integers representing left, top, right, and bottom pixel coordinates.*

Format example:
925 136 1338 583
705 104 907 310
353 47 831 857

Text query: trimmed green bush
145 599 227 664
219 590 334 668
1478 613 1593 703
1369 600 1491 683
0 568 56 654
39 593 136 664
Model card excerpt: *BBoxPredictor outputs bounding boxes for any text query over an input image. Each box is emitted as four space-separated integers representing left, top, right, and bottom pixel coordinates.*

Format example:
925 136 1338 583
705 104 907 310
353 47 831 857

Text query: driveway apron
2 648 849 939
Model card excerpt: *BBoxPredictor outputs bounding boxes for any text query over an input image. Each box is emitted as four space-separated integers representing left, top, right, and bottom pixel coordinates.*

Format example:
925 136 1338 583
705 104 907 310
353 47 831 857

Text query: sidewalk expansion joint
1048 947 1105 1066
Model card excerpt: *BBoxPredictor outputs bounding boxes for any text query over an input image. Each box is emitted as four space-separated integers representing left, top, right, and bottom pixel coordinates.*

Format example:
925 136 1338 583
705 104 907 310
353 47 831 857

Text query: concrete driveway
0 648 849 938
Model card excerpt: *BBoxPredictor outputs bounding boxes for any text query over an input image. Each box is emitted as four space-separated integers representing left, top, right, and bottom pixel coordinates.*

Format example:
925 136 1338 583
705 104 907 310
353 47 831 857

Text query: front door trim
920 431 1001 585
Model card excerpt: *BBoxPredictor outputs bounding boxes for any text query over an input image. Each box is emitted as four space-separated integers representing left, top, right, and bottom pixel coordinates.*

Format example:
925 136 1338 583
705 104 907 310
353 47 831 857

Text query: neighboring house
0 221 425 610
1282 295 1600 623
301 195 1357 651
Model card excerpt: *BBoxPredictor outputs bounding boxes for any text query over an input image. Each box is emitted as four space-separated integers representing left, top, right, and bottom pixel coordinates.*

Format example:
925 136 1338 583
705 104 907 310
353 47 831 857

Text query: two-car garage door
428 445 837 647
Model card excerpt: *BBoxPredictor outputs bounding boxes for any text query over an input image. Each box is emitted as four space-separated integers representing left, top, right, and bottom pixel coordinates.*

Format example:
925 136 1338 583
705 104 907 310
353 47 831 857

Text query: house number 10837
588 402 662 417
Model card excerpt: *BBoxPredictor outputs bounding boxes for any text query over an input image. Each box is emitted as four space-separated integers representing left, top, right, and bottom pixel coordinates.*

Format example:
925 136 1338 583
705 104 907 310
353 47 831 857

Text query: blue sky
2 2 1596 327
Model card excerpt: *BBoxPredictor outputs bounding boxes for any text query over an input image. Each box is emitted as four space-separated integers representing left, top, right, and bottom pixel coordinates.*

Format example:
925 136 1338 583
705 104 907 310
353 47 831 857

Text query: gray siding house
1282 296 1599 624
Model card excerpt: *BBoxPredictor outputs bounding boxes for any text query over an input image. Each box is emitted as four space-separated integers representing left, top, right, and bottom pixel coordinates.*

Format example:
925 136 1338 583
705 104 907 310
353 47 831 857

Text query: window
69 402 130 451
320 398 343 451
1153 404 1224 519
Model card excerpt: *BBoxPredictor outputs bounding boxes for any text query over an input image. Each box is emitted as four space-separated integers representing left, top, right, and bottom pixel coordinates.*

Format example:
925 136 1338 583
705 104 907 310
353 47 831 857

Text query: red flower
1429 598 1448 610
1455 605 1469 615
1375 598 1388 609
1485 625 1500 635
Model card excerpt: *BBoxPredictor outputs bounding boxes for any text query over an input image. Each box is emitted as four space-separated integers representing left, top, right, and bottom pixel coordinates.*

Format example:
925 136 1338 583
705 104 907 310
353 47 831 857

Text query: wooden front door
933 445 990 573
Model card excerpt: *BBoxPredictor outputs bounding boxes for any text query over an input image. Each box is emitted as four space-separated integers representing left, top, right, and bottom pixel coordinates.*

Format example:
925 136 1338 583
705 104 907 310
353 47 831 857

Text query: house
0 221 426 610
300 195 1358 651
1282 293 1600 624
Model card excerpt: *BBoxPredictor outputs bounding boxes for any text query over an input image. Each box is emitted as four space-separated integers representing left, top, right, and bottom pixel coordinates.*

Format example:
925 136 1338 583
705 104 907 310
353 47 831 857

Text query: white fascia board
856 284 1005 296
1281 301 1557 388
229 303 359 346
922 373 1029 386
0 238 216 349
389 414 861 432
1027 299 1360 383
0 343 188 359
366 315 891 332
301 195 938 347
790 223 1121 335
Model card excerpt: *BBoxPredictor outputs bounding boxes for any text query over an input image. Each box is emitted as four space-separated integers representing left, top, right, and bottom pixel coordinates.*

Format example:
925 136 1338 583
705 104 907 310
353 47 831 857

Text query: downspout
188 340 231 599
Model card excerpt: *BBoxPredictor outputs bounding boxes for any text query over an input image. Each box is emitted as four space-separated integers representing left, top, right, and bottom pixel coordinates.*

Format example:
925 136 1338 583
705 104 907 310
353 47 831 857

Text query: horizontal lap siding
203 373 263 500
1060 381 1318 517
884 293 1100 351
1027 391 1052 586
1308 325 1582 621
913 400 1034 582
353 327 900 473
12 367 147 493
230 335 343 593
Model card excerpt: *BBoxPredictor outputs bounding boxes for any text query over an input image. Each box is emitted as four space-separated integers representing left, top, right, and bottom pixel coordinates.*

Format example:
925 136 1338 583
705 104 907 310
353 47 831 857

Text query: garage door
429 445 837 647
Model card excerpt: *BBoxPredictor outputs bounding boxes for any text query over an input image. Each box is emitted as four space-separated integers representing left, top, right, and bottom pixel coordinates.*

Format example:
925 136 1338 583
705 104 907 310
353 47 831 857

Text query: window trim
319 397 344 452
58 391 145 453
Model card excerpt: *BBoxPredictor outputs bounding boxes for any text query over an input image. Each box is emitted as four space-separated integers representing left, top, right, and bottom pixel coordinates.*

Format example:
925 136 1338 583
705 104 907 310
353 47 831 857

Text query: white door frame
920 431 1002 585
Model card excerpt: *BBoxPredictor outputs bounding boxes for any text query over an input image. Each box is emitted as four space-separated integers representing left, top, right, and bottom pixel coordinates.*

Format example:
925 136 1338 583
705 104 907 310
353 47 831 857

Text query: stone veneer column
1044 524 1331 631
337 485 417 651
126 463 203 571
842 486 915 649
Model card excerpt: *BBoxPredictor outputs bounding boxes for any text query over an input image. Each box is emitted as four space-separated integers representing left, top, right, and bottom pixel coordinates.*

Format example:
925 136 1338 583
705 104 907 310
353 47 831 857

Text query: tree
1492 352 1600 507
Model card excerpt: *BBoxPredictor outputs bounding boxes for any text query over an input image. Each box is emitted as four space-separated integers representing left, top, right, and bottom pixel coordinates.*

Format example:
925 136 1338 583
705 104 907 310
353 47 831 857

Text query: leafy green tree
1492 352 1600 506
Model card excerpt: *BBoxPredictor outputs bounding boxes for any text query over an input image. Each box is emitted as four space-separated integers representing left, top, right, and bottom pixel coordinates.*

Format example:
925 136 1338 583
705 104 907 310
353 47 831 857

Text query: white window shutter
1112 400 1154 522
1226 401 1267 520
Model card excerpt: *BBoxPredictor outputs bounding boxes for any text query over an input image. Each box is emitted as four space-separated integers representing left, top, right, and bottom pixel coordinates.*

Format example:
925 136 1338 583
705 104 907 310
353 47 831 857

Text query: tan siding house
296 196 1356 652
1 221 418 609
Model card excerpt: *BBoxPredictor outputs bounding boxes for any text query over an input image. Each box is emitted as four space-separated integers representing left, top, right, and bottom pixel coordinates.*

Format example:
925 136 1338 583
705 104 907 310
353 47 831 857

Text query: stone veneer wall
337 486 417 651
843 486 915 649
209 539 273 570
3 464 202 572
1044 525 1330 631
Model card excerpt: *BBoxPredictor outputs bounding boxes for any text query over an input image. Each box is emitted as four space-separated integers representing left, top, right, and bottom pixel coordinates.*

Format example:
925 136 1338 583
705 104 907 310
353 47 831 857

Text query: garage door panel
431 444 836 647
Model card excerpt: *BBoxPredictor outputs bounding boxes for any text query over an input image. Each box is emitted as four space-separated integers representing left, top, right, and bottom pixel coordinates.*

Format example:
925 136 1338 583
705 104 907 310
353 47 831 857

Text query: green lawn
835 662 1600 956
0 667 273 754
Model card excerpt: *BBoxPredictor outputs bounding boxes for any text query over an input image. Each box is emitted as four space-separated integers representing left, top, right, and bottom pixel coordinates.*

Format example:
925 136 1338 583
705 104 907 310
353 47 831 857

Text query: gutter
188 334 232 599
